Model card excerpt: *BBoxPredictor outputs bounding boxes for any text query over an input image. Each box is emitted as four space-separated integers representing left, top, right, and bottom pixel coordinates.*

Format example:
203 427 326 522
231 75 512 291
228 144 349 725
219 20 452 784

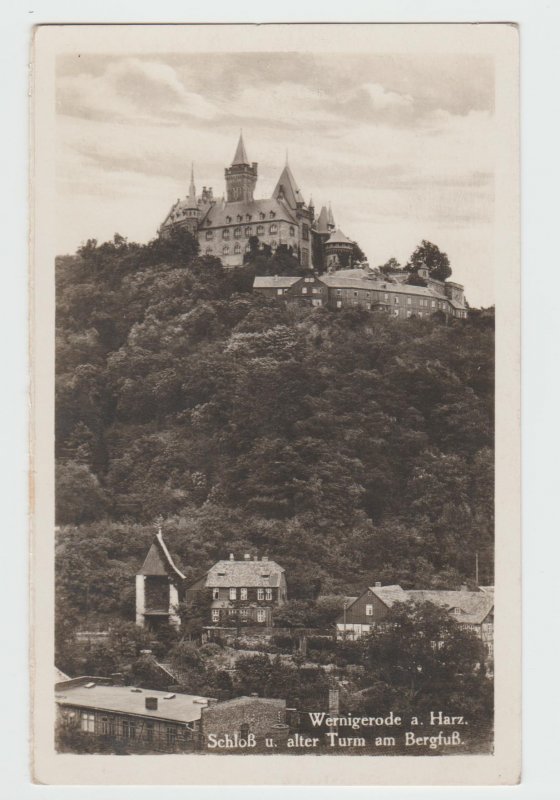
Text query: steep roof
55 684 214 724
273 163 305 209
199 197 297 228
253 276 302 289
315 206 330 234
232 133 250 166
407 590 494 625
138 531 185 580
204 559 285 588
369 585 410 607
326 228 353 246
327 204 335 227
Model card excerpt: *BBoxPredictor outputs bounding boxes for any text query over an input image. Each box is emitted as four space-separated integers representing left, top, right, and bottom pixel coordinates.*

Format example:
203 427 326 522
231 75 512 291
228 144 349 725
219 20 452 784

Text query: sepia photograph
31 22 520 785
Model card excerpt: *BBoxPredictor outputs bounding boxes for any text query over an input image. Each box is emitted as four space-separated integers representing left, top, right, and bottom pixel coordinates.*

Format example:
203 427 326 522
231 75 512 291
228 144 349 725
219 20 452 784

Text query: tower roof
316 206 330 233
327 228 353 245
273 163 304 209
232 133 250 166
138 530 185 580
187 163 196 204
327 203 335 227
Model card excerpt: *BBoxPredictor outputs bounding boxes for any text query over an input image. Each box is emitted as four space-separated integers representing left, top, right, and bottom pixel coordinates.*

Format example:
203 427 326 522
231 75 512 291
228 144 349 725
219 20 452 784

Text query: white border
2 0 559 798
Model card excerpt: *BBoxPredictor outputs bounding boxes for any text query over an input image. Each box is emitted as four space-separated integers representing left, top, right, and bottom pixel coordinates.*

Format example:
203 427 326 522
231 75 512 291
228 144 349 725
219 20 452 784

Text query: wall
201 698 286 744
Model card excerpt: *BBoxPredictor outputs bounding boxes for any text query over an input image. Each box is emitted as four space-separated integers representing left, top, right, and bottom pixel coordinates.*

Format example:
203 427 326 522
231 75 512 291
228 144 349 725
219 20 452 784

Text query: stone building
188 553 288 627
159 134 343 270
253 267 468 319
135 530 185 630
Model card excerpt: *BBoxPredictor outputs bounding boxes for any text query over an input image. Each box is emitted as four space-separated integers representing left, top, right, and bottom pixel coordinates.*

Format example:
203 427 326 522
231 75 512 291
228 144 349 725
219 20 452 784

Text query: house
253 267 468 320
335 584 494 656
56 677 215 752
56 677 290 752
135 530 185 630
189 553 288 626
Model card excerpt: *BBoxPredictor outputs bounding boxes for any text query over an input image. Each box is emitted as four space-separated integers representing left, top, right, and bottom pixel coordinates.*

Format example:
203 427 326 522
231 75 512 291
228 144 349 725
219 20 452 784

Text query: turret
225 132 258 203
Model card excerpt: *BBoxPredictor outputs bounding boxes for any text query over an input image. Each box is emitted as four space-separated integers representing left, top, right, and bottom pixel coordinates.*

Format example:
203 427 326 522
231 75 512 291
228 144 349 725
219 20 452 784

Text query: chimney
375 581 381 587
145 697 158 711
244 554 251 561
229 553 234 561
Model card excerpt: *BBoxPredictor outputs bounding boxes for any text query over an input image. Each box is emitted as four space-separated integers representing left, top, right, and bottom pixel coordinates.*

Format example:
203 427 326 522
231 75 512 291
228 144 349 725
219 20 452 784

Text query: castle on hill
159 133 356 271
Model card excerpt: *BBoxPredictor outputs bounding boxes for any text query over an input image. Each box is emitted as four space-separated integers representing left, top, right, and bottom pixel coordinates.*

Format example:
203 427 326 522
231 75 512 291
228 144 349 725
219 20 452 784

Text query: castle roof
200 197 297 228
326 228 352 246
138 531 185 580
315 206 330 234
327 204 335 227
232 133 250 166
204 558 285 588
272 163 305 209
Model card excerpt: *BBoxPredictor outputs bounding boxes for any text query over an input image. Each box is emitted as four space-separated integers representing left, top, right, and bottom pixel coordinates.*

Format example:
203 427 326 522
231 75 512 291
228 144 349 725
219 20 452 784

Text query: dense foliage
56 230 494 630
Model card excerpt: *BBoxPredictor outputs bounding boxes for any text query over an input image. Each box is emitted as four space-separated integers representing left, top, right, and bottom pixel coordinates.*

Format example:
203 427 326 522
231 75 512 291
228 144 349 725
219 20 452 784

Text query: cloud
362 83 414 112
57 57 220 123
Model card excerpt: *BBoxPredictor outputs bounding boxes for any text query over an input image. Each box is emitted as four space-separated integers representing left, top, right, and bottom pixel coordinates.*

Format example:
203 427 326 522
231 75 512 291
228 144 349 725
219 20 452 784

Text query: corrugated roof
253 276 301 289
200 198 297 229
55 684 214 723
205 559 284 588
407 590 494 624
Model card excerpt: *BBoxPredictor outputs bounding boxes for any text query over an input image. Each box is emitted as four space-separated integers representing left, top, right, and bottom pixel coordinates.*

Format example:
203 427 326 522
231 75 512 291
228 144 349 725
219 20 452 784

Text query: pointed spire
285 148 289 166
316 205 329 233
327 202 335 228
188 163 196 202
232 131 250 166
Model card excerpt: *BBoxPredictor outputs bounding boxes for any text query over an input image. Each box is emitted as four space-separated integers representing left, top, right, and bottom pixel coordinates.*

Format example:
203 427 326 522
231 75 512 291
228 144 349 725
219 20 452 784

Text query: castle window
259 212 265 220
257 225 264 235
222 229 230 239
269 223 278 234
269 211 276 219
206 219 212 225
244 226 252 237
246 214 252 221
205 230 213 240
234 243 242 254
237 215 242 222
226 216 231 224
223 245 230 255
234 227 242 238
289 225 295 237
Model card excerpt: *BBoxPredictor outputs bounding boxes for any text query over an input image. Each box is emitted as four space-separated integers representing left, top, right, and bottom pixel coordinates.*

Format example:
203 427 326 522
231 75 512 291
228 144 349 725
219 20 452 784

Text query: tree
55 461 108 524
378 257 402 274
406 240 452 282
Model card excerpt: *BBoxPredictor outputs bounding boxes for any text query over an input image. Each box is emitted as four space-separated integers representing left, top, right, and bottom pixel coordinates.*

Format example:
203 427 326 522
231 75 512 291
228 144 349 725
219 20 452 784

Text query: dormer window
206 219 212 225
237 215 242 222
226 216 231 223
269 211 276 219
246 214 252 221
259 212 265 220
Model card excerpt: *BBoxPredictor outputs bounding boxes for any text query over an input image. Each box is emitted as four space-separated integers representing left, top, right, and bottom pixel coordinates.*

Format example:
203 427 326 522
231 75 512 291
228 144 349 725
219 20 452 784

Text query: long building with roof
159 133 343 270
253 267 468 320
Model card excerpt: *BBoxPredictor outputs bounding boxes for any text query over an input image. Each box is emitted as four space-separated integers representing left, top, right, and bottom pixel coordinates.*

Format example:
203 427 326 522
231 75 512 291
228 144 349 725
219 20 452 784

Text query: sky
56 52 496 307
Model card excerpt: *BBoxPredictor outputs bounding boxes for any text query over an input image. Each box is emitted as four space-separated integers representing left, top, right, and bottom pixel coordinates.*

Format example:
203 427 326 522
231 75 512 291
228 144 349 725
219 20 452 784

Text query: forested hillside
56 231 494 624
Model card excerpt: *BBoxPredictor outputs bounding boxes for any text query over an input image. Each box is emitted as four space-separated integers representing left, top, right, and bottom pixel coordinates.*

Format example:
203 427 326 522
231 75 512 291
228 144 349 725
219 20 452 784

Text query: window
257 609 266 623
246 214 252 222
212 588 219 600
269 223 278 234
211 609 220 622
336 288 341 294
234 243 242 255
205 230 213 240
146 722 154 742
226 216 231 224
384 293 389 300
257 225 264 235
259 212 265 220
205 247 213 255
81 712 95 733
431 300 436 307
354 291 358 297
222 229 230 239
394 296 399 304
240 608 249 618
230 588 237 600
240 588 248 600
122 720 135 739
266 588 272 600
245 226 252 237
166 726 177 747
100 716 115 736
269 211 276 219
407 310 412 318
277 288 283 296
237 215 243 222
289 225 295 237
234 227 242 238
257 588 264 600
336 300 342 308
302 287 307 294
407 298 412 305
270 240 277 250
223 245 230 255
305 276 314 282
365 604 373 616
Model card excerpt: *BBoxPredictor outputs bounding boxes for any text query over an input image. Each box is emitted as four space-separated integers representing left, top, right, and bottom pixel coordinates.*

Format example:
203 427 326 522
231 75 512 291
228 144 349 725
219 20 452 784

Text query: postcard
31 22 520 785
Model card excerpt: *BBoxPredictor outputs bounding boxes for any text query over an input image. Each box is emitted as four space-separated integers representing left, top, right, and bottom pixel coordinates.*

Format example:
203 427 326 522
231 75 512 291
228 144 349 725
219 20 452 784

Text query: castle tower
325 228 354 271
272 157 305 211
327 203 335 231
225 133 258 203
181 163 200 234
135 529 185 630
